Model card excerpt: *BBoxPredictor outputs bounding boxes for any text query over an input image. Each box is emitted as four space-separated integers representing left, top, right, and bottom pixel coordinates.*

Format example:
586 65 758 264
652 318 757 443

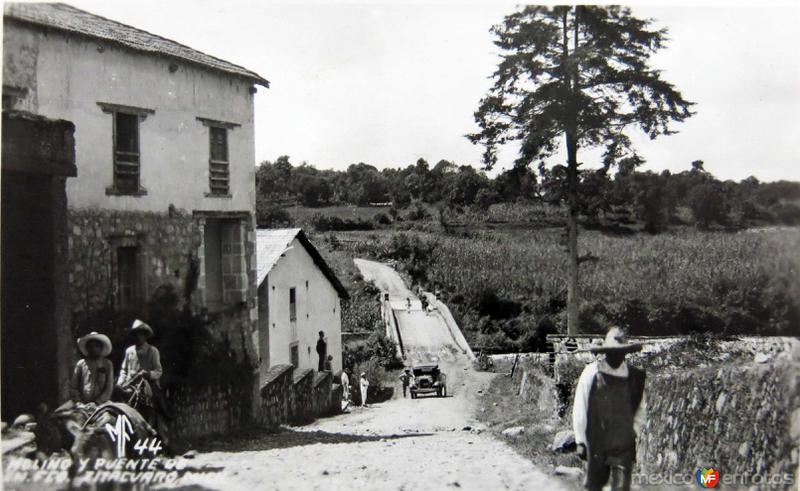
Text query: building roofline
4 3 270 88
294 230 350 301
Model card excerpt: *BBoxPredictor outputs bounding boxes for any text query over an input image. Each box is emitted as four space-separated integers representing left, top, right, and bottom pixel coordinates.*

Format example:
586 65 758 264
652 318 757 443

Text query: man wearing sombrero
69 332 114 405
572 327 646 491
117 319 163 390
117 319 171 448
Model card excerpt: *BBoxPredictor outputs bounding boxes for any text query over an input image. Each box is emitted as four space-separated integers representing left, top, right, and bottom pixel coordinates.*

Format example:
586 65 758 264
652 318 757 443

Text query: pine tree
468 6 694 334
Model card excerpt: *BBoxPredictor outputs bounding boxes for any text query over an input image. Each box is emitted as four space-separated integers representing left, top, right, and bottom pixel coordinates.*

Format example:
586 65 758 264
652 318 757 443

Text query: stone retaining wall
291 368 314 425
169 379 253 441
637 361 800 479
312 372 332 417
259 364 294 428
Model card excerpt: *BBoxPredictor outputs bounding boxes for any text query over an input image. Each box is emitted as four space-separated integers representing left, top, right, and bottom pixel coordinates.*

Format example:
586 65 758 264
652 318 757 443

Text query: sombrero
77 332 112 357
589 327 642 354
130 319 154 338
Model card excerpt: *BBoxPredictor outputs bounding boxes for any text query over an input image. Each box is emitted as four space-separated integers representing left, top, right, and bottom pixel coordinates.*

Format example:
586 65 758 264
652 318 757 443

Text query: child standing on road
406 297 412 314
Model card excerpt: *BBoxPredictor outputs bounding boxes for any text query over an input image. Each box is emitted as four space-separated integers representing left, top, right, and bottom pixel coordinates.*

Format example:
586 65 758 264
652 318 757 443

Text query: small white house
256 229 348 384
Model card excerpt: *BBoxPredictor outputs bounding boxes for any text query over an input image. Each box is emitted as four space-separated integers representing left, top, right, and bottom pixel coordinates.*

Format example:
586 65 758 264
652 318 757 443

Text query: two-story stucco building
256 229 348 384
3 3 269 403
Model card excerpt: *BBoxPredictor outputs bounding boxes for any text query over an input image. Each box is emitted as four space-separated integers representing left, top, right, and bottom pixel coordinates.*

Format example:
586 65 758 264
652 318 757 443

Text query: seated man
116 319 171 449
70 332 114 405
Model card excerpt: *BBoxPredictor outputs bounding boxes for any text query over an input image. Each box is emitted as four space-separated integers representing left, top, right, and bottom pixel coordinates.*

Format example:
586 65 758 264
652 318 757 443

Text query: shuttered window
114 112 141 194
209 126 229 195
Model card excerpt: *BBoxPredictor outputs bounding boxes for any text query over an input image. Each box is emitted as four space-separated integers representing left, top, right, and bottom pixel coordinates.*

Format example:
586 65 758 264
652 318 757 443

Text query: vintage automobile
410 364 447 398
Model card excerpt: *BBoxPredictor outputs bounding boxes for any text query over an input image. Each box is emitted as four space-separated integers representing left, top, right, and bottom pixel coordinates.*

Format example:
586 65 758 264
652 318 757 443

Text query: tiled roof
256 228 349 300
4 2 269 87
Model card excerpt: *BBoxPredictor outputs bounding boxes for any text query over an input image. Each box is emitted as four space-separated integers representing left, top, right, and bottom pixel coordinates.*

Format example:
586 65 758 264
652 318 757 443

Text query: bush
256 202 294 228
373 212 392 227
310 213 374 232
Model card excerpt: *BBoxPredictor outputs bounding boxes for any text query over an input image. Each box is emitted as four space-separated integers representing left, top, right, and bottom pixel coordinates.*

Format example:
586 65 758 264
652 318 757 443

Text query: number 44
133 437 163 457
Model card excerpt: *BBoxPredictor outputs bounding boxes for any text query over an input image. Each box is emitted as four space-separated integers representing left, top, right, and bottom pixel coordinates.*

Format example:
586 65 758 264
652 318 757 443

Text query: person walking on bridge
573 327 646 491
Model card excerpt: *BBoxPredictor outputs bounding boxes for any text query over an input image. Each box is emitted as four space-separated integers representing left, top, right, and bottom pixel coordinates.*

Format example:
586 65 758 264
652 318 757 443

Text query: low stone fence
330 383 343 415
258 364 293 428
312 372 333 417
290 368 315 425
168 379 253 441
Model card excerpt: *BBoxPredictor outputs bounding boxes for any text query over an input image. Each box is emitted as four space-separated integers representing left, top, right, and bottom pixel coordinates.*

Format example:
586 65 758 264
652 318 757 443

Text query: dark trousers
585 448 633 491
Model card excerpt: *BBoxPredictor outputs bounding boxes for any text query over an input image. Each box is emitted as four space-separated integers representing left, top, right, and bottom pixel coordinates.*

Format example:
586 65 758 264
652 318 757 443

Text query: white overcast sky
57 1 800 181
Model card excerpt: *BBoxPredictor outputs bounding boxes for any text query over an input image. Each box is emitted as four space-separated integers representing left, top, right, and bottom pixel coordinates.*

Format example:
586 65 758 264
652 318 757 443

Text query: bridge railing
380 295 406 360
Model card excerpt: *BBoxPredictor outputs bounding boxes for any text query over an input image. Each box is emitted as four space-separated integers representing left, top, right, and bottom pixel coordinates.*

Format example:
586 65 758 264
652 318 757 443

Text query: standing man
359 372 370 407
573 327 646 491
316 331 327 372
399 368 414 398
70 332 114 405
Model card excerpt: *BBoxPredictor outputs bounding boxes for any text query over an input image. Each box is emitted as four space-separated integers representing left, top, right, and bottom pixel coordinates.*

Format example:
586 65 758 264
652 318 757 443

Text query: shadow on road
191 427 434 453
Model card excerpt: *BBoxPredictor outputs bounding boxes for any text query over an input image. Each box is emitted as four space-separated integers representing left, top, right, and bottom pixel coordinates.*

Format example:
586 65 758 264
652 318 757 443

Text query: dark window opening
117 246 141 308
290 344 299 368
289 287 297 322
209 126 229 195
204 219 224 312
114 112 140 194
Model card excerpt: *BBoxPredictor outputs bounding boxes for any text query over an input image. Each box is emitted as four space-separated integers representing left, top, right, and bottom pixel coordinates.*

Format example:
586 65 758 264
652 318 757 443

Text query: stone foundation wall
291 368 314 425
67 207 200 316
259 364 294 428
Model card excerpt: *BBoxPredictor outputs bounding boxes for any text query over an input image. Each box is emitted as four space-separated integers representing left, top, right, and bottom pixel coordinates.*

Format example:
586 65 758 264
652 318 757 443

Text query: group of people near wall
68 319 170 446
339 368 369 410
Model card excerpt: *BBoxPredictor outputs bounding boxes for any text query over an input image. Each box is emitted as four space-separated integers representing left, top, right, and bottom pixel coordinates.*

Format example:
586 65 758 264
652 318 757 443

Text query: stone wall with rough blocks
67 208 200 316
168 379 253 441
312 372 332 417
258 364 294 428
636 361 800 480
291 368 314 424
67 208 258 363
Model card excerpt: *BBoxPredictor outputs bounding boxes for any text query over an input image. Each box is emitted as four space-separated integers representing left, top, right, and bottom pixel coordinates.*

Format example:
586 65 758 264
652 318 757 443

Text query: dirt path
160 259 567 491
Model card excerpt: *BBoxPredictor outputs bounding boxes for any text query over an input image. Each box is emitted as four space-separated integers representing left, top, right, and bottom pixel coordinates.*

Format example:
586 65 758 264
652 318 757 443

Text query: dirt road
161 259 567 491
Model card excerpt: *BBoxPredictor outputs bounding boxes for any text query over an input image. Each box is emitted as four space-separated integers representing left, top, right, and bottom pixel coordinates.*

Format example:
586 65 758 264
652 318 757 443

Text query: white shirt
572 359 647 446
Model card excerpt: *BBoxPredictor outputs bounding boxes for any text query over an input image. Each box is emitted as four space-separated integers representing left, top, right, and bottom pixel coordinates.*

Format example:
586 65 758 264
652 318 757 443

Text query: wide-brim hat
130 319 154 338
78 332 112 357
589 327 642 354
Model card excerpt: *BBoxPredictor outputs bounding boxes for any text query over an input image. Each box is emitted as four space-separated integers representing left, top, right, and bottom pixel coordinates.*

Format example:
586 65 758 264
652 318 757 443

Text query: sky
59 1 800 182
